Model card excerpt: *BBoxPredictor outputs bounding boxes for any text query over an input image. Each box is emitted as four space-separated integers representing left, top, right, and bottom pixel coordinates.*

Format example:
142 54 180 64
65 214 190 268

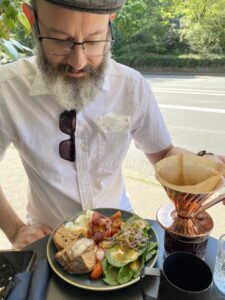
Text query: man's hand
11 224 52 250
199 154 225 205
205 154 225 177
217 155 225 172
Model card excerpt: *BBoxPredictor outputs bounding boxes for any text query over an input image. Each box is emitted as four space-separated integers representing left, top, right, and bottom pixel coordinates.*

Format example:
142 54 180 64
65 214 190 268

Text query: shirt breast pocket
96 113 131 168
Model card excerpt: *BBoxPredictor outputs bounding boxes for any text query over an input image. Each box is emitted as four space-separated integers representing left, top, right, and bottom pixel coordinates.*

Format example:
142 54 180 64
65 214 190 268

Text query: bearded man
0 0 225 250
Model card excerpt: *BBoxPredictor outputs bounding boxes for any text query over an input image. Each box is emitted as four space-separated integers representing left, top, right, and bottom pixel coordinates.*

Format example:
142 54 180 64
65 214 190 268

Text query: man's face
34 0 112 110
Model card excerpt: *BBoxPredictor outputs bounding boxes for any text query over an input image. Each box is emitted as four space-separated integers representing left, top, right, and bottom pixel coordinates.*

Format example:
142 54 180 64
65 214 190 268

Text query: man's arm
145 144 193 165
0 188 52 249
0 187 25 242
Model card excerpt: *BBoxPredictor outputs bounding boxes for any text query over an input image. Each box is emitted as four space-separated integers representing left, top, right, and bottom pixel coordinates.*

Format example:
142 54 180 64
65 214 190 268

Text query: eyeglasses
59 110 76 162
33 10 115 57
40 37 114 57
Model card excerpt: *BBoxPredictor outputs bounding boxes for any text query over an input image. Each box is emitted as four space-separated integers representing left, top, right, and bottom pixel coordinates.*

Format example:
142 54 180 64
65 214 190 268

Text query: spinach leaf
118 264 134 284
102 258 120 286
145 241 158 262
133 254 145 278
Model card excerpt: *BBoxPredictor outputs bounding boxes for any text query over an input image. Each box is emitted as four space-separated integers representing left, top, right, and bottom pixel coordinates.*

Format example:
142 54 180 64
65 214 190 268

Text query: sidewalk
0 146 224 250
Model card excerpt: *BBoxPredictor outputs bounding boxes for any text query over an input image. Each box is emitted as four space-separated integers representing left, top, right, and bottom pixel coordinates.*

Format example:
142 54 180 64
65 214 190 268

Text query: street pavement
0 73 225 250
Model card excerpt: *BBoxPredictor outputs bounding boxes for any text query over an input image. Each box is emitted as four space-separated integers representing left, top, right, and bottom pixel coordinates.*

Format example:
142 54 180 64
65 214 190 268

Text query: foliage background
1 0 225 70
0 0 33 63
113 0 225 69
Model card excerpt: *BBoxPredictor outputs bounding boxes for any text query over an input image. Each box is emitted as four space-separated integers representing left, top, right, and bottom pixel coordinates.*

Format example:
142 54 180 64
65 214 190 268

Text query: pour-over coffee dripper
155 154 225 258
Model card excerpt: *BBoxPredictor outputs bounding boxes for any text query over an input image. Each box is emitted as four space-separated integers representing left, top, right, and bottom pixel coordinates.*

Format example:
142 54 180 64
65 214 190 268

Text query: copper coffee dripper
158 187 225 237
155 154 225 257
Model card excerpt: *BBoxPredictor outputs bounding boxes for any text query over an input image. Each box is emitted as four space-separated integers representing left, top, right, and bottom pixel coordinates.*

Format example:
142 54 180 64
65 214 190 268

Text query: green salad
101 215 158 285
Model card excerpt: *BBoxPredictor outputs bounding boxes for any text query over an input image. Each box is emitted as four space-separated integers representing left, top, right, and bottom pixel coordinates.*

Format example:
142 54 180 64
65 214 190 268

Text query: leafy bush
181 21 225 54
113 51 225 70
0 0 33 63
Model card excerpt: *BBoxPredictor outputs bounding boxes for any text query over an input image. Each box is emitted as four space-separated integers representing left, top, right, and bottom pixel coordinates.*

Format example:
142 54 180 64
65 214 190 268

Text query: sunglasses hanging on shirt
59 110 76 162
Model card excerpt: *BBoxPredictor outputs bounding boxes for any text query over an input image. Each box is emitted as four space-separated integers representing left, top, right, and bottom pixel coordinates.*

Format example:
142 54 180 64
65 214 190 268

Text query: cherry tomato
90 262 103 279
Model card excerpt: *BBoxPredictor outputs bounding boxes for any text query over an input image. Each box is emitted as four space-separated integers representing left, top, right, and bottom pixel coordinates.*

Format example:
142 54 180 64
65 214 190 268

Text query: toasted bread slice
55 238 96 274
64 248 96 274
53 225 83 250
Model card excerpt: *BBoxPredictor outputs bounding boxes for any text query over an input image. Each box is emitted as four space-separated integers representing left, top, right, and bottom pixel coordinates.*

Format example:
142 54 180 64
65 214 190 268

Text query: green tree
113 0 148 50
0 0 33 63
175 0 225 54
113 0 179 56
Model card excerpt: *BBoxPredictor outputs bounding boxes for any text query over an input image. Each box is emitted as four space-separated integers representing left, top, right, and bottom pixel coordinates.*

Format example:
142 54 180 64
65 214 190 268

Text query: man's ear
22 2 35 29
110 13 117 21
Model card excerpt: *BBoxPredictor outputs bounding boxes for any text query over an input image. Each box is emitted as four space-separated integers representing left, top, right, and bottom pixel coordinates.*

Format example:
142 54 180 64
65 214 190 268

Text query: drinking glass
213 233 225 294
141 252 213 300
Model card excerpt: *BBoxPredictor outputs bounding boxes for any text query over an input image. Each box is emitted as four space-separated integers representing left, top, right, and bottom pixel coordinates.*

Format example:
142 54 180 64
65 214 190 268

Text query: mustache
56 64 98 75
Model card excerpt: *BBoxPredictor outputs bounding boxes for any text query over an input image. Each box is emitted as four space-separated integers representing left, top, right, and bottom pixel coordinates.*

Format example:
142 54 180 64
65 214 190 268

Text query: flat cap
45 0 126 14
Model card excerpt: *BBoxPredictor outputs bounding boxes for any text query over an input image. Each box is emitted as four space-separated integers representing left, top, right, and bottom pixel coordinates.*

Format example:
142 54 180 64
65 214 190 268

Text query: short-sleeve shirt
0 56 171 228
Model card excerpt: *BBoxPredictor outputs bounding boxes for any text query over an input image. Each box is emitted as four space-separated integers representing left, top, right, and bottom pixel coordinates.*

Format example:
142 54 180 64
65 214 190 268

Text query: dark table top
26 220 225 300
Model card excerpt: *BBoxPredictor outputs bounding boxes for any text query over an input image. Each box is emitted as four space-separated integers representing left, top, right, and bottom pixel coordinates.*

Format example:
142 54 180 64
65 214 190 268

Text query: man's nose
67 44 87 71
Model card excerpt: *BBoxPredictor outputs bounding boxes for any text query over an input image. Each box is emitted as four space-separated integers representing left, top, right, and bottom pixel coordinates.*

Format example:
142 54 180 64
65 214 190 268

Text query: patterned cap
45 0 126 14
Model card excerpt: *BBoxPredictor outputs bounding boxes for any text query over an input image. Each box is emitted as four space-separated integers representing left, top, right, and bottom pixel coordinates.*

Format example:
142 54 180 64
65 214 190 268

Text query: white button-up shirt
0 56 171 228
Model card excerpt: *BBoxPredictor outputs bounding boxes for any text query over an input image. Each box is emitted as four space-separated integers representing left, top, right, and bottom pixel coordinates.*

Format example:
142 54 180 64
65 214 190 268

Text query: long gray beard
35 43 110 111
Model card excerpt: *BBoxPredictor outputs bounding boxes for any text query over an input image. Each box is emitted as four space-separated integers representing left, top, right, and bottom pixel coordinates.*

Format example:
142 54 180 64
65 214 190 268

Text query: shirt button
81 143 86 150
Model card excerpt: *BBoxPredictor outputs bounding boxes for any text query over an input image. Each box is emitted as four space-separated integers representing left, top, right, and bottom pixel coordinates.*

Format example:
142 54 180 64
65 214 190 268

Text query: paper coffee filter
155 154 225 194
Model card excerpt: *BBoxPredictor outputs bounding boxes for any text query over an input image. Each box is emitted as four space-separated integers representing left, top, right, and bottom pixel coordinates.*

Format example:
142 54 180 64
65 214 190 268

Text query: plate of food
47 208 158 291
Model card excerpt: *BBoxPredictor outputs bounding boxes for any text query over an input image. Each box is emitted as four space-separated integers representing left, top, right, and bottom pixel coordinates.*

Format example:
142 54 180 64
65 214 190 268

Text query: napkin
7 259 50 300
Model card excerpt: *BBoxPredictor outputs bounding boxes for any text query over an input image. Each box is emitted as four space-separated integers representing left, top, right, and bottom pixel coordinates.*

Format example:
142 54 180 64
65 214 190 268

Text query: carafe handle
196 193 225 215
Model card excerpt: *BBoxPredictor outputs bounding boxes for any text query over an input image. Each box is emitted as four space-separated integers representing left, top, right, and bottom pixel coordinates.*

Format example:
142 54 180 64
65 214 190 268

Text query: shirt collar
29 60 111 97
